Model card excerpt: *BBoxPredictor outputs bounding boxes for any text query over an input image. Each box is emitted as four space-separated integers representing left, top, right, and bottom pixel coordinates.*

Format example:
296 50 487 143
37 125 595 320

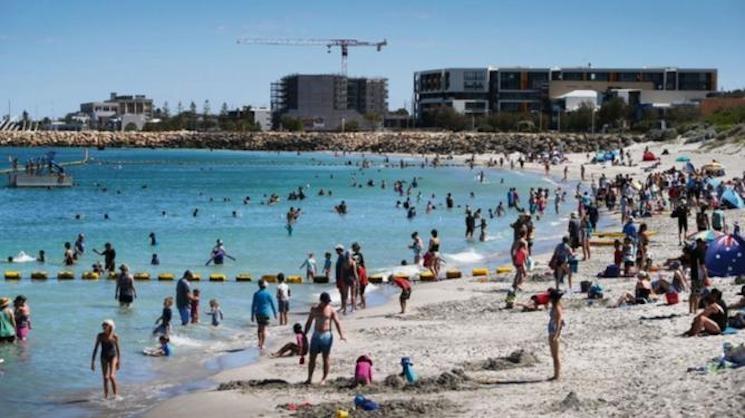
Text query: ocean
0 147 576 417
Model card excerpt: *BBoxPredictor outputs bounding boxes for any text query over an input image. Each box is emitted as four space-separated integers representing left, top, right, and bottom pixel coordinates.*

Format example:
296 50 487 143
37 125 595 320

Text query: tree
280 115 304 132
598 97 631 129
189 101 197 114
422 107 468 131
363 112 382 130
343 120 360 132
177 101 184 115
162 101 170 118
202 100 211 116
21 110 30 122
564 104 594 132
124 122 138 131
220 102 229 116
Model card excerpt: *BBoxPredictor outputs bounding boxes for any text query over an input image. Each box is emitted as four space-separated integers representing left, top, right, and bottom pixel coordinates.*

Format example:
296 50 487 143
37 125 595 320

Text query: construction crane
236 38 387 76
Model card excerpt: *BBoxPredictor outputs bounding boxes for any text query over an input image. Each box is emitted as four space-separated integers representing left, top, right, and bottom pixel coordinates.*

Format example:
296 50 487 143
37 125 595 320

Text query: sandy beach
140 137 745 417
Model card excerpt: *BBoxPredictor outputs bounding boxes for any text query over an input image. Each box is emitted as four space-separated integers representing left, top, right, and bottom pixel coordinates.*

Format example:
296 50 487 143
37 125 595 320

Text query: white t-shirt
277 283 290 301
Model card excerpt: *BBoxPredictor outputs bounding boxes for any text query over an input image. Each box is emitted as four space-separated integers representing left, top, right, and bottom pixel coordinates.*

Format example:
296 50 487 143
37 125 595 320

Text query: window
500 72 521 90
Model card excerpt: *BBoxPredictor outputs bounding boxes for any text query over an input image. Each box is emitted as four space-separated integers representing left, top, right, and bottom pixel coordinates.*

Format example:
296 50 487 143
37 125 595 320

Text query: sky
0 0 744 119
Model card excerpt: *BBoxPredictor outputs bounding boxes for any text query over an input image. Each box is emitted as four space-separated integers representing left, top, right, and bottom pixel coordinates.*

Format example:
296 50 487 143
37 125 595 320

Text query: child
613 239 623 269
146 336 172 357
622 237 636 277
270 323 308 364
190 289 200 324
153 297 173 336
299 253 317 282
512 241 528 291
354 354 374 386
548 289 565 380
206 299 224 326
151 253 160 265
323 252 332 279
13 295 31 341
276 273 290 326
390 274 412 314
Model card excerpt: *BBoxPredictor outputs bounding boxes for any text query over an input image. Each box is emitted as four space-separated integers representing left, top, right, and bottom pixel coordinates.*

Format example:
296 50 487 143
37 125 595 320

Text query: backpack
588 283 604 299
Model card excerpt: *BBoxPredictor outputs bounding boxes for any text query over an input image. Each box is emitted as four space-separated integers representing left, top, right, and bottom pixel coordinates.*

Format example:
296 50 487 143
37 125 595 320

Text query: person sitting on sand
613 271 658 307
271 323 308 364
304 292 346 385
683 288 727 336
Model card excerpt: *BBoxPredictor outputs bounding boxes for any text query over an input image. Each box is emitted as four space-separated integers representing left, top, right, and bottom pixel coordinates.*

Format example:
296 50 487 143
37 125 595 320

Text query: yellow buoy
133 272 150 281
57 271 75 280
31 271 48 280
107 272 118 280
472 268 489 277
188 273 201 281
4 271 21 280
262 274 277 283
312 275 329 284
496 265 514 274
236 273 252 282
287 275 302 284
368 274 384 284
419 271 436 281
158 273 175 281
446 270 462 279
589 239 616 247
82 271 99 280
209 273 226 282
393 273 409 282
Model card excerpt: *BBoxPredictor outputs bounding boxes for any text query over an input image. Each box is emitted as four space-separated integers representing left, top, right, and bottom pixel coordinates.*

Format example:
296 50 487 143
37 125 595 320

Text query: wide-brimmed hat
0 297 10 309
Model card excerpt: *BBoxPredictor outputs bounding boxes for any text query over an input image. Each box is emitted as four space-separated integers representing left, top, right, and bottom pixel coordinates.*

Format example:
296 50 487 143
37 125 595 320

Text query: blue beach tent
722 189 745 209
705 234 745 277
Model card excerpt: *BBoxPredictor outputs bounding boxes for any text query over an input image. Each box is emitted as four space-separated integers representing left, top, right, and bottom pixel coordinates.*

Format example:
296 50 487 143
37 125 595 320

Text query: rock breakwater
0 131 645 154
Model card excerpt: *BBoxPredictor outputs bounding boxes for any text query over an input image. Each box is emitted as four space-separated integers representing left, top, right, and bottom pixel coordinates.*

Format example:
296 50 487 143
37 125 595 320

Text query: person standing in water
409 232 424 267
91 319 120 399
114 264 136 308
304 292 346 385
428 229 442 279
175 271 194 325
93 243 116 273
205 239 236 265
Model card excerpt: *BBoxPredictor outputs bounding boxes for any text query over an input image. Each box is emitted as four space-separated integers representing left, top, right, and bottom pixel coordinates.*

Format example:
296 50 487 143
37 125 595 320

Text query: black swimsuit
100 336 117 360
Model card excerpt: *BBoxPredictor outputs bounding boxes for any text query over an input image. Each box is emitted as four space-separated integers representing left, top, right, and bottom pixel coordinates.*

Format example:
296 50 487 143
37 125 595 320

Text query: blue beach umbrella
705 234 745 277
675 156 690 162
722 189 745 209
687 230 724 242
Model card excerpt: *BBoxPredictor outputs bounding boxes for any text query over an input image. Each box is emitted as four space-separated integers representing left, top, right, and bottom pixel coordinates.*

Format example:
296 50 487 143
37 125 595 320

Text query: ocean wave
442 249 485 264
12 251 36 263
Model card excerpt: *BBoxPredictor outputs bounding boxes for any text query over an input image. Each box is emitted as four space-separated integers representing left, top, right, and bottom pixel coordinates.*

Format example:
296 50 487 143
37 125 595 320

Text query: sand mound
466 349 539 371
290 398 457 418
217 379 289 391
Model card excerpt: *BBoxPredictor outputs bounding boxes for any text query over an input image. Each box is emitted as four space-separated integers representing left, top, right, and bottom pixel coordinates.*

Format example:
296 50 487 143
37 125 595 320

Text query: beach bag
580 280 592 293
665 292 679 305
548 254 559 270
588 283 603 299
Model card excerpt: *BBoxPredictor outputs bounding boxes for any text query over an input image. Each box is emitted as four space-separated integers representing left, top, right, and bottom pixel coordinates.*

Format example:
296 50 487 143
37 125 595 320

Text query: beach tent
722 189 745 209
642 151 657 161
675 156 690 162
705 234 745 277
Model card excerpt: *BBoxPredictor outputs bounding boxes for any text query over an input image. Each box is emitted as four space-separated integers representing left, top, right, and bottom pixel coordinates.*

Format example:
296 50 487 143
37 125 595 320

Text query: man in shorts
304 292 346 385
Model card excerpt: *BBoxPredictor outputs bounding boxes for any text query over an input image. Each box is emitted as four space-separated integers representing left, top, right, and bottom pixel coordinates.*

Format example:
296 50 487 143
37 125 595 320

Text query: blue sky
1 0 743 118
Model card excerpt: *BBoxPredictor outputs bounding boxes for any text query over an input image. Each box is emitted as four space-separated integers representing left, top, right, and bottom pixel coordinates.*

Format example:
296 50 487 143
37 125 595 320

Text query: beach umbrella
705 234 745 277
687 230 724 242
675 156 690 162
722 189 745 209
702 162 726 177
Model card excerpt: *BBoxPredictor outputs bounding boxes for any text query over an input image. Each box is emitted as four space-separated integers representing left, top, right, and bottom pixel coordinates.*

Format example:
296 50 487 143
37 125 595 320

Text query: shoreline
145 138 745 417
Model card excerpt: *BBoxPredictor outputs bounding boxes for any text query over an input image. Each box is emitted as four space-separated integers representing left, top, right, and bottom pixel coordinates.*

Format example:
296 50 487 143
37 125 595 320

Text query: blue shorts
310 331 333 356
278 300 289 313
178 306 190 325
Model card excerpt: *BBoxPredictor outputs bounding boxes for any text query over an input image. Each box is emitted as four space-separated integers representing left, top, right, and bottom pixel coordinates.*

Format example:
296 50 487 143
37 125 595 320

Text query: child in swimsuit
271 323 308 364
206 299 224 326
153 297 173 336
13 295 31 341
354 354 374 386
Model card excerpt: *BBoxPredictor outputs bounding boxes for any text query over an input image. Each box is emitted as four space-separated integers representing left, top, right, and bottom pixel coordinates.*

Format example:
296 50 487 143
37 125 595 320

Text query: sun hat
0 297 10 309
335 244 344 251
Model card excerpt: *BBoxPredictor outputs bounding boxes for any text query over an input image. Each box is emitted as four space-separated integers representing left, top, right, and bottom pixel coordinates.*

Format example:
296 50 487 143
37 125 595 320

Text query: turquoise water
0 148 574 417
